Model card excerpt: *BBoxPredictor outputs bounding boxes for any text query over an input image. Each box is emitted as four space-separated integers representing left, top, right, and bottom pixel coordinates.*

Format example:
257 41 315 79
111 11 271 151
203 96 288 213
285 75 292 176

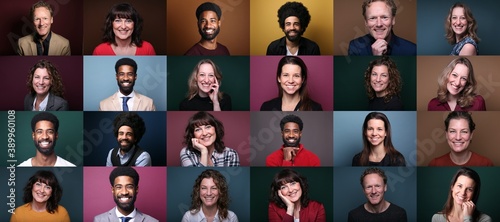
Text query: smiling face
447 64 469 96
364 1 395 40
112 176 137 213
451 7 467 38
198 11 220 41
113 17 134 41
280 181 302 203
446 118 473 154
32 120 57 156
370 65 389 97
279 64 303 96
200 177 219 208
363 173 387 206
32 181 52 204
33 6 53 39
116 65 136 95
283 16 302 42
282 122 302 147
451 175 475 206
194 124 216 148
117 125 136 153
365 119 386 148
196 63 216 95
32 68 52 96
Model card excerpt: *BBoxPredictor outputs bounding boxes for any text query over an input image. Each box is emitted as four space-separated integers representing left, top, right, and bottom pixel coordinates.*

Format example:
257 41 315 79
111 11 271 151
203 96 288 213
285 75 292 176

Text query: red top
268 200 326 222
92 41 156 55
427 95 486 111
428 151 494 166
266 144 321 166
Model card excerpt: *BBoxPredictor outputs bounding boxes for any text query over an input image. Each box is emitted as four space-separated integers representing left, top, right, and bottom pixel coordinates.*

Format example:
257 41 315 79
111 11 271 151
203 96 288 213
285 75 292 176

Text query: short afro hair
196 2 222 20
31 112 59 132
115 57 138 74
277 2 311 32
109 166 140 187
280 114 304 131
113 112 146 144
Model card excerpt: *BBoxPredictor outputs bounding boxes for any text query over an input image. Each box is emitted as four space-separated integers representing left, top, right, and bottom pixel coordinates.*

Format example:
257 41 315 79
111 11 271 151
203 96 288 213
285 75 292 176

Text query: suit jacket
99 91 156 111
24 93 69 111
18 32 71 56
93 207 159 222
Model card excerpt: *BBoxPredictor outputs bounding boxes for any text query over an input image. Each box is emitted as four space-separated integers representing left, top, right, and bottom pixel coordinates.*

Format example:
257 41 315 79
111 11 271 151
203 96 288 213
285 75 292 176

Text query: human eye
35 182 42 186
114 185 122 190
205 125 212 129
290 182 297 186
126 19 133 23
194 127 201 132
381 74 388 78
280 185 287 190
371 72 377 76
126 185 134 190
45 185 52 190
46 129 55 135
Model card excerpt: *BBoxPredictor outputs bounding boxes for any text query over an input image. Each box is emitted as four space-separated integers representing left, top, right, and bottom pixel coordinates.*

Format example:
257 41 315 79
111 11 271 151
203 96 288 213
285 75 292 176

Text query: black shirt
179 93 232 111
260 97 323 111
266 36 321 55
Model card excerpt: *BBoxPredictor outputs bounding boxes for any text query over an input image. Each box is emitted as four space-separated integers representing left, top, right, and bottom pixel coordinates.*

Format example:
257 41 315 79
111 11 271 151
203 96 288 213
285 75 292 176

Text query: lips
118 195 132 203
38 140 51 148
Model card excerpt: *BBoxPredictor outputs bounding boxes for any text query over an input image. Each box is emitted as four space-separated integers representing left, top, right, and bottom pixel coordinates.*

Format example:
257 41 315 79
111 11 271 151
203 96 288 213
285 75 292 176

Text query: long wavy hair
102 3 144 47
436 57 477 108
440 167 482 222
445 2 480 44
26 59 65 98
276 56 316 111
23 170 62 214
189 169 230 220
186 59 224 101
364 56 402 103
270 169 310 209
183 111 225 153
358 112 405 166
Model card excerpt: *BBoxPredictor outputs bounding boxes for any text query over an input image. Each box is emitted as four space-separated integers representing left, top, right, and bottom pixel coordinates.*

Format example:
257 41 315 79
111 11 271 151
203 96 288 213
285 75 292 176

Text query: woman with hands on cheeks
180 59 232 111
432 167 491 222
180 111 239 167
269 169 326 222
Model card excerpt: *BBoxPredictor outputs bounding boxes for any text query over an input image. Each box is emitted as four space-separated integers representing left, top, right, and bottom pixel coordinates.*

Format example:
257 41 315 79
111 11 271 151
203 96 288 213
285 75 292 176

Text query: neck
282 93 300 102
30 201 47 212
198 91 209 98
199 39 217 50
118 206 134 216
114 37 133 47
365 200 388 214
286 38 300 47
375 91 387 98
455 34 466 43
38 31 50 41
33 152 57 166
371 144 386 155
202 204 218 217
36 93 49 101
449 150 471 165
448 94 459 102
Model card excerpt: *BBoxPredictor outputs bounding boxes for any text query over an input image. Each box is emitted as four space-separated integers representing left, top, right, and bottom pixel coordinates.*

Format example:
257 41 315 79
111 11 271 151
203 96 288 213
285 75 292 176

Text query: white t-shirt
18 156 76 167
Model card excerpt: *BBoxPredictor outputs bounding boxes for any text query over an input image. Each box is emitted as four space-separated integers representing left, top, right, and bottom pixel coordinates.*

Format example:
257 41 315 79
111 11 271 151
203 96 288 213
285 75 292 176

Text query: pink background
166 111 251 166
250 56 334 111
83 167 166 222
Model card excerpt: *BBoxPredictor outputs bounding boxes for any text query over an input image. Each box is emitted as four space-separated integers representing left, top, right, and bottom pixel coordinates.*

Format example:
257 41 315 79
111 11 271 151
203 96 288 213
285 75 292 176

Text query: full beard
199 27 220 41
34 140 56 155
283 137 300 147
285 30 303 42
114 195 136 213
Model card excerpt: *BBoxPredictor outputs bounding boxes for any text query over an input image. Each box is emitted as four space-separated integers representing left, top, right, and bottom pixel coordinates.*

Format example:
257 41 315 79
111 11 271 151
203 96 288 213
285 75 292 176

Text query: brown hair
26 59 65 98
436 57 477 108
364 56 402 103
189 169 230 219
445 3 480 44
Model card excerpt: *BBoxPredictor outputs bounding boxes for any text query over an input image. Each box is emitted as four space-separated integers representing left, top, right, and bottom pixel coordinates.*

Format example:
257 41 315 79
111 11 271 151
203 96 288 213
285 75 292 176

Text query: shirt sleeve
136 151 152 166
180 148 202 167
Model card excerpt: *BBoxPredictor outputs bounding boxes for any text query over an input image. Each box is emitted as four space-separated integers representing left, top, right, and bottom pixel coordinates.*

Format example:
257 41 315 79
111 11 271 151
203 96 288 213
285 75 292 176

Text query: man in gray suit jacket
99 58 156 111
18 1 70 56
94 167 158 222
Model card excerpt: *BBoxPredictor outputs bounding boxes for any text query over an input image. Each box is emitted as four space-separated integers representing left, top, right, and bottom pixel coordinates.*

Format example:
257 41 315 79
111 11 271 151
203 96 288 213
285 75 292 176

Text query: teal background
334 56 417 110
167 56 250 111
250 167 334 222
1 111 83 167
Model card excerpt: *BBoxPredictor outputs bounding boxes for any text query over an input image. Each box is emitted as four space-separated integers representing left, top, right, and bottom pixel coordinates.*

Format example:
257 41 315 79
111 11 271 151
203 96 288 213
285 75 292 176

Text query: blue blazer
24 93 69 111
348 32 416 56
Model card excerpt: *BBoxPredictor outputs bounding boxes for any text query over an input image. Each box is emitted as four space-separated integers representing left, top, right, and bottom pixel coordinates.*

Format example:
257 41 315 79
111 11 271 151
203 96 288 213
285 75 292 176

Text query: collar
117 90 136 98
34 31 52 42
115 206 137 219
197 207 220 222
116 145 136 158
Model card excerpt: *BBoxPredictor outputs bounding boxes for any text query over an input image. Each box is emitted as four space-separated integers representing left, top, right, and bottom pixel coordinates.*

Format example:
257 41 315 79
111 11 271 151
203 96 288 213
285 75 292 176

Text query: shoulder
301 37 319 46
136 92 154 102
137 210 159 222
428 153 450 166
310 99 323 111
18 158 33 167
260 97 281 111
474 95 485 103
227 210 238 219
18 34 33 43
93 42 113 55
57 205 69 214
223 147 238 153
56 156 76 167
268 37 285 47
137 41 156 55
431 213 446 222
350 34 371 44
428 97 445 110
51 32 69 43
388 202 406 212
308 200 324 208
478 213 491 222
348 204 366 215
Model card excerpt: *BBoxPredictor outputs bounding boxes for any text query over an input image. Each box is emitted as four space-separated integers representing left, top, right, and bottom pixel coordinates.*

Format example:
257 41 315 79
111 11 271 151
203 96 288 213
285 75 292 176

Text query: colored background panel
250 56 333 111
333 111 417 167
167 167 250 221
166 111 250 166
334 0 416 55
250 167 333 221
334 167 417 221
166 0 250 55
334 55 417 111
83 0 166 55
0 0 83 55
416 111 500 166
417 56 500 111
417 0 500 55
0 167 83 221
0 56 83 111
167 56 250 111
417 167 500 222
250 0 333 55
83 111 167 166
83 167 166 222
249 111 333 166
83 56 167 111
0 111 83 167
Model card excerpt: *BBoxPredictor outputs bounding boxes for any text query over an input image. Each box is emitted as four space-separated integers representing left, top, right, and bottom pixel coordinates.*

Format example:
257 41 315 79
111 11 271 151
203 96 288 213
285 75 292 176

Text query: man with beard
18 1 70 55
266 114 320 166
184 2 230 56
18 112 75 167
94 167 158 222
348 167 407 222
99 58 156 111
266 2 320 55
106 112 152 166
348 0 416 56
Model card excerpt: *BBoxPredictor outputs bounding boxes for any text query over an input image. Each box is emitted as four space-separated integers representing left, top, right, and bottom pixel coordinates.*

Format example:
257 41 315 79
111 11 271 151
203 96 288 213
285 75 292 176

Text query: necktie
120 217 132 222
122 97 130 111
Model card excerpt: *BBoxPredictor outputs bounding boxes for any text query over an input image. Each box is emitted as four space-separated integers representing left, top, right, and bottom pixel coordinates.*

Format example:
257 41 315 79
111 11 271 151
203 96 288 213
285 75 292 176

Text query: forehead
199 11 219 20
281 64 301 73
35 120 55 130
118 125 134 133
448 118 469 129
452 7 465 16
372 65 388 73
201 177 216 186
117 65 135 73
284 16 300 23
34 6 51 17
114 175 134 185
198 63 215 73
366 1 392 16
450 64 469 77
363 173 384 185
367 119 385 128
283 122 300 130
455 175 475 187
34 68 49 76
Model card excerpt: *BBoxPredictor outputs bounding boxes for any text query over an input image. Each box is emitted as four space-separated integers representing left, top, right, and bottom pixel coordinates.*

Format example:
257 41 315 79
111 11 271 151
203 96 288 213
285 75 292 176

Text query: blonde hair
436 57 477 108
186 59 224 101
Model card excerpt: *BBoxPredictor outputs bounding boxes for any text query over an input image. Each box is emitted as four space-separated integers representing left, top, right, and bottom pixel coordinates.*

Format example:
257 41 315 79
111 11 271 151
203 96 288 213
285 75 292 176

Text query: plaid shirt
180 147 240 167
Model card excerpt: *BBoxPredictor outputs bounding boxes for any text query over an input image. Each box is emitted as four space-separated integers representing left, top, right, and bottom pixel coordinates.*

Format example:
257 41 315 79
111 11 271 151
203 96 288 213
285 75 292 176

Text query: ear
55 132 58 140
392 16 396 26
32 132 35 140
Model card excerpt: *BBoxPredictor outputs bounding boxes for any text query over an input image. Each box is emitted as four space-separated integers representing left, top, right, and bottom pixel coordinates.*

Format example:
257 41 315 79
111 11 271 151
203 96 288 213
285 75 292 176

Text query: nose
376 75 382 82
455 132 462 140
376 18 383 26
41 131 49 139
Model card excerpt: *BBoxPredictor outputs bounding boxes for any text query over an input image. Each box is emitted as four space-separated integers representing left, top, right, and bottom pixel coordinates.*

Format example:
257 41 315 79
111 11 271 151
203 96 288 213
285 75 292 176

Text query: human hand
461 200 475 218
283 147 299 161
371 39 388 55
208 77 219 103
278 190 294 210
191 138 208 154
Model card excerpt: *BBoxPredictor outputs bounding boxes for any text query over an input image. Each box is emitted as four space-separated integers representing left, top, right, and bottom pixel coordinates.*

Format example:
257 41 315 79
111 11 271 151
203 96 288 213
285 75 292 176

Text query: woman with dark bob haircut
260 56 322 111
269 168 325 222
364 56 403 110
432 167 491 222
180 111 240 167
24 59 68 111
93 2 155 55
10 170 70 222
182 169 238 221
352 112 406 166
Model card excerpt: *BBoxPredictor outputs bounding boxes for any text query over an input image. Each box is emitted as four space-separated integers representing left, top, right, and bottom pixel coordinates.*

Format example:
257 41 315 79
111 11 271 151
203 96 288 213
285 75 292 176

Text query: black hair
277 2 311 32
109 166 140 187
115 57 138 74
113 112 146 144
31 112 59 132
279 114 304 131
